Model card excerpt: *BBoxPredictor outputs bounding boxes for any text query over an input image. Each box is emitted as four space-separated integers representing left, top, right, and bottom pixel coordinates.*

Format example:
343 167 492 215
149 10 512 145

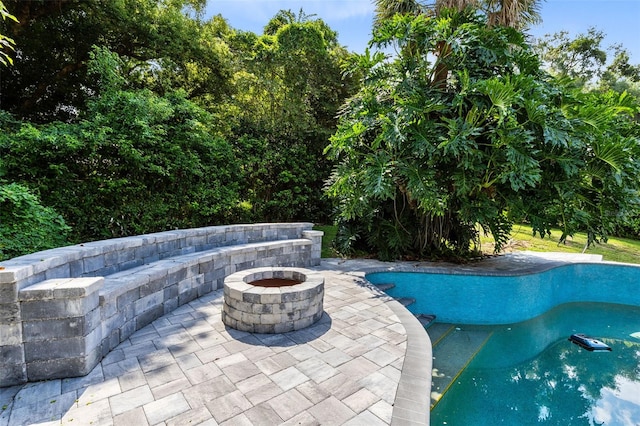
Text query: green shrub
0 182 70 260
0 88 242 242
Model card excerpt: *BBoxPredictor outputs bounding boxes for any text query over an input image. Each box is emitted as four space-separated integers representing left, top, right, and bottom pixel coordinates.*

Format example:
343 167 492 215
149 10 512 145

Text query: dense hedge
0 87 242 245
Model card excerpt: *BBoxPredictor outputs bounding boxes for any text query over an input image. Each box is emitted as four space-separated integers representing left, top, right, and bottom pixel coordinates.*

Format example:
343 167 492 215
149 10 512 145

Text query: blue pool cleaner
569 333 612 351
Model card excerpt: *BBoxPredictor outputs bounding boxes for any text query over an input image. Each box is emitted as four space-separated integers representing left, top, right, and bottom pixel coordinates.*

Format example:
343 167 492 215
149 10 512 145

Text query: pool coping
386 299 432 425
357 251 605 277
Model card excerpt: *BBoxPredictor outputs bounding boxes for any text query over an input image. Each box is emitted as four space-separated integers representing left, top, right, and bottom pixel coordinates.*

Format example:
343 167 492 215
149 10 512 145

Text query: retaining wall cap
100 276 149 298
67 244 104 257
253 222 313 229
1 233 313 287
7 255 67 275
0 266 32 284
53 277 103 298
150 231 182 243
81 240 128 253
20 277 104 300
19 279 69 300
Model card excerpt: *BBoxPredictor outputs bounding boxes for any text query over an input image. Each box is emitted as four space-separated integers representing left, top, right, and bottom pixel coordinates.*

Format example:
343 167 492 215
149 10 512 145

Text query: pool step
427 323 456 346
429 325 492 409
395 297 416 307
372 281 415 309
415 314 436 329
374 283 396 291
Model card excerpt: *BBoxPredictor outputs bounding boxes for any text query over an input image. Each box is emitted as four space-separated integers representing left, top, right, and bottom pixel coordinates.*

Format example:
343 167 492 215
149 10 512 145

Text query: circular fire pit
222 267 324 333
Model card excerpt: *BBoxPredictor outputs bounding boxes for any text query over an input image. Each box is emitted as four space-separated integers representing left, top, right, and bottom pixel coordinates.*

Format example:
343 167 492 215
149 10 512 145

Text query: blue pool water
366 264 640 425
367 264 640 324
432 303 640 425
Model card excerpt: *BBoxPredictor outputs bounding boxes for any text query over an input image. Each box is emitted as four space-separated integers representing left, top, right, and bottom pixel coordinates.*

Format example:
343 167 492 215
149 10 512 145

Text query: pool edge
386 298 432 426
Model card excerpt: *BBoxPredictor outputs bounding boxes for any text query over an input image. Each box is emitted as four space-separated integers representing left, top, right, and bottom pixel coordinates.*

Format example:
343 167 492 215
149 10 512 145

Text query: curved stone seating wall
0 223 323 387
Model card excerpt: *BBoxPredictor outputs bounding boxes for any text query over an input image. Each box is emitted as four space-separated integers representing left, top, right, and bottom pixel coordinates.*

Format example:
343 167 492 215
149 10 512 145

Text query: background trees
0 0 70 260
1 48 242 243
226 10 357 223
325 9 640 260
1 1 639 262
0 4 356 259
534 28 640 98
0 0 233 122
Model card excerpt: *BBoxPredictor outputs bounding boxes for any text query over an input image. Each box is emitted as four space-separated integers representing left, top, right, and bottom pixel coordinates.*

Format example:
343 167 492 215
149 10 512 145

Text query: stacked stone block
0 267 26 386
222 267 325 333
302 230 324 266
18 278 103 381
0 223 323 387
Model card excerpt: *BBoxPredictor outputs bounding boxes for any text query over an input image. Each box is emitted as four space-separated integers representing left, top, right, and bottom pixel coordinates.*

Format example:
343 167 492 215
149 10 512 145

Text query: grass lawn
313 225 339 258
480 224 640 265
315 224 640 264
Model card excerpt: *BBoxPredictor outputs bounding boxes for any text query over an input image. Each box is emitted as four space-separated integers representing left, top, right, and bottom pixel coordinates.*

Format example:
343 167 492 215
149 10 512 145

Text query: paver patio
0 259 432 426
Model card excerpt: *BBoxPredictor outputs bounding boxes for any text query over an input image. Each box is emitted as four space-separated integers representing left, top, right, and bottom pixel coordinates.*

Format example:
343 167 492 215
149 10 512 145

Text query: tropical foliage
0 181 70 259
0 5 355 258
534 27 640 97
0 0 16 66
325 9 640 260
1 1 639 263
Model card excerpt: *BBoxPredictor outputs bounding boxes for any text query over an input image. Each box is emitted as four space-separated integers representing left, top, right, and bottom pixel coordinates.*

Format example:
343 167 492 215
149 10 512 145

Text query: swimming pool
366 262 640 425
431 302 640 425
366 263 640 324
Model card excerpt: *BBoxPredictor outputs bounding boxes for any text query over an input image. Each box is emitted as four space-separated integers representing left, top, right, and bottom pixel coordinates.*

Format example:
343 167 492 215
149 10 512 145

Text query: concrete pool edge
365 251 640 325
360 251 605 277
321 259 435 425
385 299 433 426
346 274 433 426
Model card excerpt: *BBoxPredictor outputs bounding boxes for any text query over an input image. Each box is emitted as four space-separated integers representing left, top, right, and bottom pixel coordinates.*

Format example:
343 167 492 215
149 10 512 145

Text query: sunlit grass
480 224 640 265
314 225 339 258
316 224 640 264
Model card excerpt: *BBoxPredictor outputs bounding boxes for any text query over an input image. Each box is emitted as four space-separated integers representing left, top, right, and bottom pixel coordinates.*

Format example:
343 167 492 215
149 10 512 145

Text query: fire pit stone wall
222 267 324 333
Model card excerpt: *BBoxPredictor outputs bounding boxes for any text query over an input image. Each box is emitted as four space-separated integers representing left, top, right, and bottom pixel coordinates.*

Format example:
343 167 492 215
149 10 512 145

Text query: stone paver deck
1 252 601 426
0 260 432 426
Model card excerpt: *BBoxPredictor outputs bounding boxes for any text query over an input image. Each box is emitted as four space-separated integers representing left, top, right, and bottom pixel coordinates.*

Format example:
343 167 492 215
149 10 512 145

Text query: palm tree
434 0 477 15
374 0 542 29
373 0 424 28
483 0 542 29
373 0 542 86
